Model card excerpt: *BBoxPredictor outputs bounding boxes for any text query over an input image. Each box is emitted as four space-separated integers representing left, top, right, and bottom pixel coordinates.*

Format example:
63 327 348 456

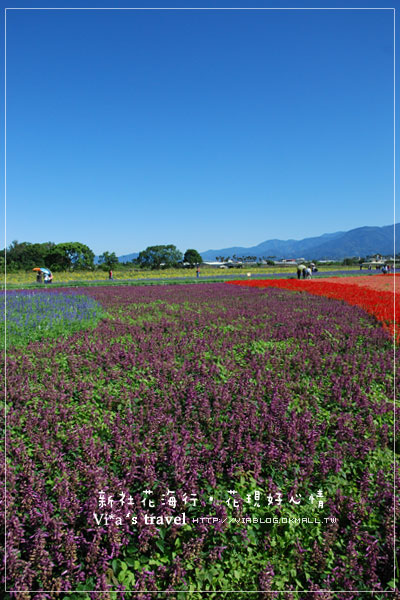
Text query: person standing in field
305 266 312 279
196 265 200 278
109 270 113 280
297 264 306 279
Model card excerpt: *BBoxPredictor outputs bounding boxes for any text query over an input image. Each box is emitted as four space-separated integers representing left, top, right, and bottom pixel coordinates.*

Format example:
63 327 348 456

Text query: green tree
183 249 202 266
136 245 183 269
5 240 55 271
98 251 119 269
47 242 95 271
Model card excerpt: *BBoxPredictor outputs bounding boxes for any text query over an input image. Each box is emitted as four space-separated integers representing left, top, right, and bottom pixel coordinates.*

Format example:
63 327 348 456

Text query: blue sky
3 1 395 256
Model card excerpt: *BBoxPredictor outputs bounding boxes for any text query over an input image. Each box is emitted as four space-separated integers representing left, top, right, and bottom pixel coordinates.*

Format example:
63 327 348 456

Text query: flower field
327 274 398 293
1 265 361 287
1 291 106 349
2 283 398 599
228 275 399 342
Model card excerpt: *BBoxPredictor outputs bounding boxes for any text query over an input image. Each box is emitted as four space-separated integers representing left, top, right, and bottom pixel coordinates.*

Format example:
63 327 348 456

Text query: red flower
227 275 399 342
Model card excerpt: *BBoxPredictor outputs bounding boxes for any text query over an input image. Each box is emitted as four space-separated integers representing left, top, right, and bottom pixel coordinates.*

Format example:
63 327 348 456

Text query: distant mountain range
106 224 398 264
118 251 139 263
200 224 399 261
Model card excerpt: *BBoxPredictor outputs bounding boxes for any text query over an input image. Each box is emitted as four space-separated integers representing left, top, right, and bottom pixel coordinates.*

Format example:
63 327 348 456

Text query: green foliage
98 251 119 269
184 248 203 266
136 245 183 269
47 242 95 271
4 240 56 272
2 240 96 272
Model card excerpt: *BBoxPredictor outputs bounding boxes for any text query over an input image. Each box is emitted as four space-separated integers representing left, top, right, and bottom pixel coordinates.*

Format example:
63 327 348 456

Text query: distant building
202 261 243 268
274 258 304 265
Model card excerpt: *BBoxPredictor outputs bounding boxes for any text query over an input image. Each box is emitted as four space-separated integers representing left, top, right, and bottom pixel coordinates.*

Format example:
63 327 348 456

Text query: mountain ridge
111 224 398 263
200 224 398 261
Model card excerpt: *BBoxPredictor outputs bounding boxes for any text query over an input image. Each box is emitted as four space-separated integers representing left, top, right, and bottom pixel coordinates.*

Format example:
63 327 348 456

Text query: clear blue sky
3 1 395 256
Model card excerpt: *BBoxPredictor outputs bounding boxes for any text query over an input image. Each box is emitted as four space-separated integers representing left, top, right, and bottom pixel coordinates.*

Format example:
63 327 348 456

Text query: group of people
36 272 53 284
364 264 392 273
296 264 313 279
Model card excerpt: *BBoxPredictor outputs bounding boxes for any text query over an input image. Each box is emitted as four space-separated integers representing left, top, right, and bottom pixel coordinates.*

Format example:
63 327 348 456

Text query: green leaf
125 558 136 567
118 570 127 584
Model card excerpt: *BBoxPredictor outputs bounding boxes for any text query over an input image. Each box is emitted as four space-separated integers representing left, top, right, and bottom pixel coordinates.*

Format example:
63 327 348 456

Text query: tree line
1 241 203 272
4 240 391 272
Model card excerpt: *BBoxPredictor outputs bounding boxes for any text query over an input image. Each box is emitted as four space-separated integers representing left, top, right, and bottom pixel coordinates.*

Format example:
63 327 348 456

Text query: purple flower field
2 283 398 599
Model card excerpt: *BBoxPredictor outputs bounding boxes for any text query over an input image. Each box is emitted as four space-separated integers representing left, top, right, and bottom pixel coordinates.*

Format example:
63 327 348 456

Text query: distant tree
136 245 183 269
47 242 95 271
99 251 119 269
184 249 202 266
342 257 358 266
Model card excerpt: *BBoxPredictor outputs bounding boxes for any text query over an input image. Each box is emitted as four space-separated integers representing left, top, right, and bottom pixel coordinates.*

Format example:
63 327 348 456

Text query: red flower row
228 276 399 342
